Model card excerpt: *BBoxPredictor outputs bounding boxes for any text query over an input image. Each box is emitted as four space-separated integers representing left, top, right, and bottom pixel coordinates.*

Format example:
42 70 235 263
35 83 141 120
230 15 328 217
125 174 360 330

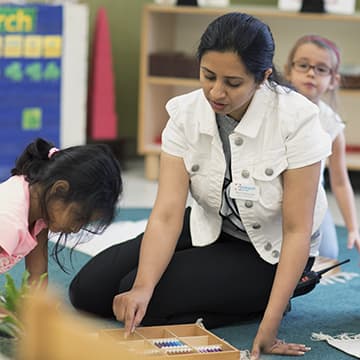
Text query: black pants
69 208 313 329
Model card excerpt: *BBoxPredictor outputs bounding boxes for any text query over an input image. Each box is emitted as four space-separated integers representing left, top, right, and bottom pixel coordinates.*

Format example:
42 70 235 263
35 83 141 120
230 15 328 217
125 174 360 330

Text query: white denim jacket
162 84 332 264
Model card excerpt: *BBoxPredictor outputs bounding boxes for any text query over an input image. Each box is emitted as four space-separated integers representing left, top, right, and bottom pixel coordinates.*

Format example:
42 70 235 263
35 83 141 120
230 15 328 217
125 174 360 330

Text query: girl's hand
347 230 360 253
250 325 311 359
112 286 153 337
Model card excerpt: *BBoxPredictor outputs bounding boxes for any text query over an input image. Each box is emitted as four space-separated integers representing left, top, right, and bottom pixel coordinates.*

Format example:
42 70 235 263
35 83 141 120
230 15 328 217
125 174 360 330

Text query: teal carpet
1 209 359 359
215 226 360 360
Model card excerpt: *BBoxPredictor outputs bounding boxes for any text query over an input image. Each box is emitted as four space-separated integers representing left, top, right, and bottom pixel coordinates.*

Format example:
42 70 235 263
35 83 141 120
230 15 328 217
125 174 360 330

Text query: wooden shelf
345 153 360 171
146 4 360 21
138 4 360 180
148 76 200 87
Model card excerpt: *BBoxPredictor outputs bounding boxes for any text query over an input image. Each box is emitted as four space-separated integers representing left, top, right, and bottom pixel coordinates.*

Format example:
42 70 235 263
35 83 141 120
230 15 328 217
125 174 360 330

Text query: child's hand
347 230 360 253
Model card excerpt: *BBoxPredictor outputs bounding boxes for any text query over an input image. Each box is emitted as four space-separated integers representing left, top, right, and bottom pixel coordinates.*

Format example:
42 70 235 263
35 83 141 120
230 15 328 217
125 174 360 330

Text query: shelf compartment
138 82 199 155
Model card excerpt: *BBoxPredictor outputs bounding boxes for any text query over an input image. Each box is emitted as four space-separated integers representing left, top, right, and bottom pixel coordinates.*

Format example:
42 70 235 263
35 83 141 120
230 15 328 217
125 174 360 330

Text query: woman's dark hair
197 12 284 85
11 138 123 271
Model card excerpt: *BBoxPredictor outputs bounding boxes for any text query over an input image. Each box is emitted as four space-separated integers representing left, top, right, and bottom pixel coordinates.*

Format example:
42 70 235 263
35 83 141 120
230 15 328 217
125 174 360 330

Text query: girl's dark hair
11 138 122 271
197 12 284 86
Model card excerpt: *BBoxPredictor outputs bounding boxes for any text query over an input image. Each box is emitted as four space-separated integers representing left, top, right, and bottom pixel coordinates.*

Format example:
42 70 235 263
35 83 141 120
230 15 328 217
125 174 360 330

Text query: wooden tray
99 323 241 359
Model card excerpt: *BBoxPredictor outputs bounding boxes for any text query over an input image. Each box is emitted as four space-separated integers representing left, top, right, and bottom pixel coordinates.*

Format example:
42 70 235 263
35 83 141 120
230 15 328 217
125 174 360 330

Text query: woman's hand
112 286 153 336
249 164 319 358
250 326 311 359
112 153 189 337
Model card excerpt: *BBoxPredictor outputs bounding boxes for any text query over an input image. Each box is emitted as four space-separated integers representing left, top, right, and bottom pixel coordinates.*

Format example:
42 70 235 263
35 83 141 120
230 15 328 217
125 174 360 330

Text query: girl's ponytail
11 138 54 182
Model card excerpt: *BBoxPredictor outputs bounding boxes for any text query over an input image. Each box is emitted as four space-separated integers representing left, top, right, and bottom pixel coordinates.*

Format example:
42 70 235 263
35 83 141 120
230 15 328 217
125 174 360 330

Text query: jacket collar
197 83 272 138
197 90 218 136
234 83 272 138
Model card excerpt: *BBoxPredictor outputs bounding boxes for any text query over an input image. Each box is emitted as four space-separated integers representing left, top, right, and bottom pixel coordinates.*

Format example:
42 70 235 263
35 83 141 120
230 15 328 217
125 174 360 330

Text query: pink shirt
0 176 47 273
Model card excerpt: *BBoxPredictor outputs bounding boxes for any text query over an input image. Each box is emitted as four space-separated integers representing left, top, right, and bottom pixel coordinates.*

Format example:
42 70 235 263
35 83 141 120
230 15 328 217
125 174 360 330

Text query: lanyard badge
229 182 259 201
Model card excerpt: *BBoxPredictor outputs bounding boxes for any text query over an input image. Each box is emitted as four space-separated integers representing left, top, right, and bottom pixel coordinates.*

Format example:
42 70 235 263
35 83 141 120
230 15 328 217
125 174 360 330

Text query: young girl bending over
0 138 122 284
70 13 331 358
285 35 360 259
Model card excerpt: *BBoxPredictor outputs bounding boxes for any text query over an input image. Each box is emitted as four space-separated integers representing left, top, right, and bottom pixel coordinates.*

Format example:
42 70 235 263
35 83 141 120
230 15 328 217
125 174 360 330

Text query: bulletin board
0 4 62 181
0 3 88 181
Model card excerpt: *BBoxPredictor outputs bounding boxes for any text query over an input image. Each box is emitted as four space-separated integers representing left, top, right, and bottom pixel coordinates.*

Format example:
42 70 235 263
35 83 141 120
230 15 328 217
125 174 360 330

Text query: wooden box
99 323 240 359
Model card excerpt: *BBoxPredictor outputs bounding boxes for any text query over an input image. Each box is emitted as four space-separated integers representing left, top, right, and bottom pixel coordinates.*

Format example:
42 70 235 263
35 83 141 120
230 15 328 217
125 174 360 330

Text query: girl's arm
25 229 48 287
328 132 360 252
251 162 320 358
113 151 190 334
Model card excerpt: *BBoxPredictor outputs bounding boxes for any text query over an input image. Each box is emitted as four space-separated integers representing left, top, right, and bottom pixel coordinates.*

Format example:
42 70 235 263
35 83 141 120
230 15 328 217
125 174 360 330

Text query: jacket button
265 168 274 176
191 164 200 172
264 242 272 251
252 223 261 229
245 200 253 208
234 137 243 146
241 169 250 178
272 250 280 258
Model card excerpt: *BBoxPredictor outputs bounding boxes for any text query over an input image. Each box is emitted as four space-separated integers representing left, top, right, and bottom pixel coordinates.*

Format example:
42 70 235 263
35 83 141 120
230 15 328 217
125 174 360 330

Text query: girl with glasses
285 35 360 259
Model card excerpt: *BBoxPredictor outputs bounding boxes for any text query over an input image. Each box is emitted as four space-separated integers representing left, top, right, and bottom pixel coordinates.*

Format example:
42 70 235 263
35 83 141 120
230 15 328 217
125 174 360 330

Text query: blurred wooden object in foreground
16 291 140 360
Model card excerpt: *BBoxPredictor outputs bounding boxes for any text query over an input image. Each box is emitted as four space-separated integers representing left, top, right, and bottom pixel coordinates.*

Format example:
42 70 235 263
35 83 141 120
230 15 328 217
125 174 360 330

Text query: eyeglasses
292 61 332 76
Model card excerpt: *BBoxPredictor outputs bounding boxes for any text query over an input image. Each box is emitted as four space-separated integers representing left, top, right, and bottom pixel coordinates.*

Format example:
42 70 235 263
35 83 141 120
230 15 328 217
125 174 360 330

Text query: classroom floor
120 158 360 228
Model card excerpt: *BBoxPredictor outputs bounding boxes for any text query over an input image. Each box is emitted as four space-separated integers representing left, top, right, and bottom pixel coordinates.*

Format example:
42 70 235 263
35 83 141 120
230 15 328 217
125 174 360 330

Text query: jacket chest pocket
184 155 209 202
252 156 288 209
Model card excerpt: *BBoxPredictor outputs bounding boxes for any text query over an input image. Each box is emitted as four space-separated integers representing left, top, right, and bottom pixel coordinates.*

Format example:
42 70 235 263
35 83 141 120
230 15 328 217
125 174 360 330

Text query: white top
0 176 46 273
318 100 345 183
162 84 332 264
318 100 345 141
